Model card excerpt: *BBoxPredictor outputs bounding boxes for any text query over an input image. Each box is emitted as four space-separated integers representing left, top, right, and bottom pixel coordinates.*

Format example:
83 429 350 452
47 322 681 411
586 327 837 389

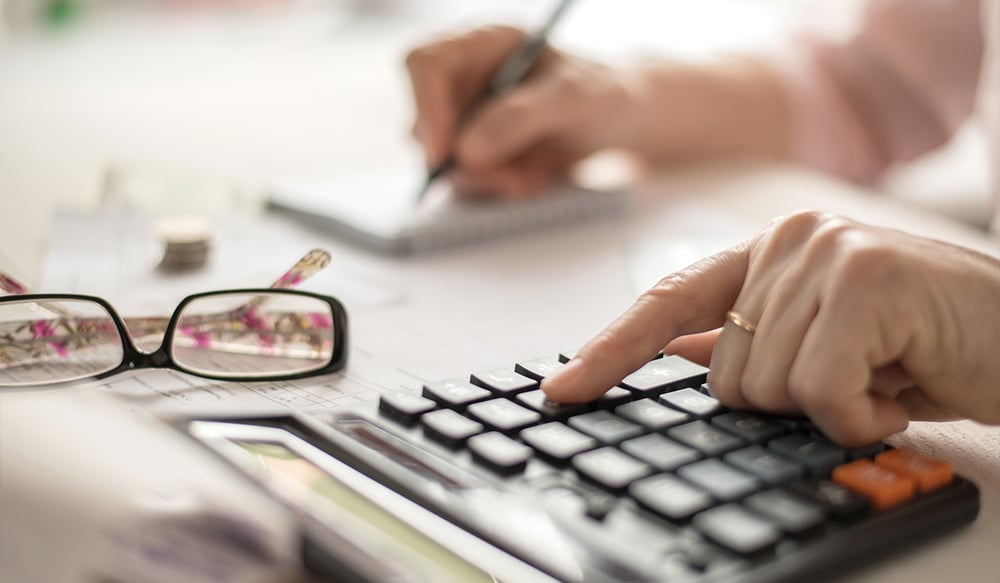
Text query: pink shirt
780 0 1000 236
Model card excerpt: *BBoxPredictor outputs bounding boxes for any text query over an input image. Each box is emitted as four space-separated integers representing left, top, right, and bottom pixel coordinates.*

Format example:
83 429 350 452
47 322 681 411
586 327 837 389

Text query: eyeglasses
0 289 348 387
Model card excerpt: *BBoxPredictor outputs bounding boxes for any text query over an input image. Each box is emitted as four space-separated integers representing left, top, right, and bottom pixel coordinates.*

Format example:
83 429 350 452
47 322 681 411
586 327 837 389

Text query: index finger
542 242 752 402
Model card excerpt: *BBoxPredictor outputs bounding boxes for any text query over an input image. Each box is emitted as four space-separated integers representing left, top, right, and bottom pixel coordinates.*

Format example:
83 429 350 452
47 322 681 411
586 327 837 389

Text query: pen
415 0 577 203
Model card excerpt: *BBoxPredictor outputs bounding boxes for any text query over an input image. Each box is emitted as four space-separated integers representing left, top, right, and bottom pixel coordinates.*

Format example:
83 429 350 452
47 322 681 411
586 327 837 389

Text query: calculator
183 354 980 583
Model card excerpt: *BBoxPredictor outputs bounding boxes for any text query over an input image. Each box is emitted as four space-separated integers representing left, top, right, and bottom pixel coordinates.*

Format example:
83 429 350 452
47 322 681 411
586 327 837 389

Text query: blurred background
0 0 989 284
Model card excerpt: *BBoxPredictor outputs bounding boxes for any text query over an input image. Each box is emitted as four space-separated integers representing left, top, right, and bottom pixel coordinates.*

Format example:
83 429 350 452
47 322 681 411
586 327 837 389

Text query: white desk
2 163 998 582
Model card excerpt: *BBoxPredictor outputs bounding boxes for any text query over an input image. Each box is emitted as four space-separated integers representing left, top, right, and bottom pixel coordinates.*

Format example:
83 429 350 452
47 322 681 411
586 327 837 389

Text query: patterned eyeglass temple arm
228 248 331 319
0 272 29 295
0 271 76 319
124 248 332 343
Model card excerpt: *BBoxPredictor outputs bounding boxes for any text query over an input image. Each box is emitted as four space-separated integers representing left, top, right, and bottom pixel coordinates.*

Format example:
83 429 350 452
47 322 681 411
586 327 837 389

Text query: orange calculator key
875 448 954 494
832 460 916 511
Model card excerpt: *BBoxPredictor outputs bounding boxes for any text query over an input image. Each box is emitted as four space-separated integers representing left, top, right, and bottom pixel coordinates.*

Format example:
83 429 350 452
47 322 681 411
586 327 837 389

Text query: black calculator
183 354 980 583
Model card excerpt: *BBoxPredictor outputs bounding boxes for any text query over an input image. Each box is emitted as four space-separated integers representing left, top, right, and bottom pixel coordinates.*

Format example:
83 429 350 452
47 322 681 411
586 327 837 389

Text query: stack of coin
154 215 214 272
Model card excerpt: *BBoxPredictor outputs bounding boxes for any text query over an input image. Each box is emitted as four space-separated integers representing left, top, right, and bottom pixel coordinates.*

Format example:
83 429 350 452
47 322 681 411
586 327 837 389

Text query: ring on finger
725 310 758 335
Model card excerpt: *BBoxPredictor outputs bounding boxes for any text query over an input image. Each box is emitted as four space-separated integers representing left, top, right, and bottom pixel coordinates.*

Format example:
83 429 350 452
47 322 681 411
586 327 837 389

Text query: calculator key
469 368 538 394
847 441 886 460
557 350 578 363
630 474 714 521
516 390 589 419
744 489 826 535
615 399 690 430
421 409 484 448
668 421 745 456
711 412 785 444
467 432 532 474
792 479 870 521
768 434 846 477
621 434 701 472
568 411 645 444
520 422 598 463
678 459 761 501
573 447 653 492
832 459 916 511
774 417 817 432
422 379 492 409
659 388 722 417
808 431 885 462
596 387 634 409
604 508 684 555
674 534 722 572
874 448 953 494
514 356 564 380
467 398 542 432
693 504 782 556
725 446 803 486
619 356 708 395
378 391 437 424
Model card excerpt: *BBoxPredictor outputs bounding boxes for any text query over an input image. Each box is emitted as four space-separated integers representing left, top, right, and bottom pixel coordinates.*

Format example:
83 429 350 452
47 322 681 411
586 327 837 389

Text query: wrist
614 59 792 165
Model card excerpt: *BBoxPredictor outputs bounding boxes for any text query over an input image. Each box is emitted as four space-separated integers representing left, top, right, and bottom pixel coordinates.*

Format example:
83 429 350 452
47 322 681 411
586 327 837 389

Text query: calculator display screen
229 437 495 583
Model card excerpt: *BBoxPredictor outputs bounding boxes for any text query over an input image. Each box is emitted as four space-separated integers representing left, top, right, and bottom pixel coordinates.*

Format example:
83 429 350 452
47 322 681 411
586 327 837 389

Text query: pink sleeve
777 0 985 183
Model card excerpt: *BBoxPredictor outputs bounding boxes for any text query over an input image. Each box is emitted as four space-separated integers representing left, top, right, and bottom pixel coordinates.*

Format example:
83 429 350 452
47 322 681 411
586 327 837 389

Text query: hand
406 26 644 199
406 26 791 199
541 211 1000 446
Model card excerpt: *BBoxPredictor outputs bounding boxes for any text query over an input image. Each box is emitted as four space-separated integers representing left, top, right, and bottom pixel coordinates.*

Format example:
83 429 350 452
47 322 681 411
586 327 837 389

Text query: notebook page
269 173 628 255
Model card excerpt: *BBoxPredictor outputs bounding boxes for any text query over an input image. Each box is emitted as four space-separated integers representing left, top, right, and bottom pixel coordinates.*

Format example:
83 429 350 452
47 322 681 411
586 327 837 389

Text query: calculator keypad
371 354 968 578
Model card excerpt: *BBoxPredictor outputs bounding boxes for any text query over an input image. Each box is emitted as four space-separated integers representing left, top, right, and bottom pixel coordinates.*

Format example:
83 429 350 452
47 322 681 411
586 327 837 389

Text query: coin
154 215 214 272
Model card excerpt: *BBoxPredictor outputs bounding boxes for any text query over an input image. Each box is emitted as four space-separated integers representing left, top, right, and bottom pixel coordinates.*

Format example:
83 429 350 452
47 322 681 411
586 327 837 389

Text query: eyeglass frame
0 288 349 384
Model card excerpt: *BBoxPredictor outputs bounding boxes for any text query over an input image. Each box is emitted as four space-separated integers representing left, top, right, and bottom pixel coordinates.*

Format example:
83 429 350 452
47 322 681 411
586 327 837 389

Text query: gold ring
726 310 757 334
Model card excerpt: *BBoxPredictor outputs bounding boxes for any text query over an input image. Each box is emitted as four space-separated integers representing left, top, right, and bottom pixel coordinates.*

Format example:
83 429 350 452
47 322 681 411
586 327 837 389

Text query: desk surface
2 164 998 583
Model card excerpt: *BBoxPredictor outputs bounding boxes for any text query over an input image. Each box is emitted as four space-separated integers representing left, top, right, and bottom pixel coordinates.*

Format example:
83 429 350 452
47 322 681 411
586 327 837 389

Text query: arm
776 0 985 182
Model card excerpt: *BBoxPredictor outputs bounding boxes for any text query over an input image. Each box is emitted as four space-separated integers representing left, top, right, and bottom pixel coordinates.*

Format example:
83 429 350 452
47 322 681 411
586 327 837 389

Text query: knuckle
644 272 692 306
757 210 835 259
785 366 815 405
832 240 898 285
767 210 830 239
805 216 859 252
788 373 840 415
737 370 769 408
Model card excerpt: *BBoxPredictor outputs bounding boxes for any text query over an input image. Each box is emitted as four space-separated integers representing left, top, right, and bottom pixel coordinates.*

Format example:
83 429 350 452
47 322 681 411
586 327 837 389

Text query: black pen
415 0 577 203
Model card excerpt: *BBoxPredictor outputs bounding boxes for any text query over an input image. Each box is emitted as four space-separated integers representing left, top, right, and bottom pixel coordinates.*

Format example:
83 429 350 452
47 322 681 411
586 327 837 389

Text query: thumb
664 329 721 367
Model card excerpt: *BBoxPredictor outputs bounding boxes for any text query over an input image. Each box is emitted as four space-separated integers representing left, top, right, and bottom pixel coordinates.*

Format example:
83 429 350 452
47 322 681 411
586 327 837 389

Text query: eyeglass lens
172 292 336 378
0 298 124 386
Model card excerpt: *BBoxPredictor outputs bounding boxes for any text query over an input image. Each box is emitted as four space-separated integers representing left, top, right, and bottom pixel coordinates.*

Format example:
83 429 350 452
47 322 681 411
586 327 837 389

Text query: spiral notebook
267 174 628 255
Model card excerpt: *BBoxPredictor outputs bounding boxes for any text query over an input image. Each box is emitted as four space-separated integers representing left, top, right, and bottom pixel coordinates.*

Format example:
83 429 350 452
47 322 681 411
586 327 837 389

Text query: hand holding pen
407 0 650 201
